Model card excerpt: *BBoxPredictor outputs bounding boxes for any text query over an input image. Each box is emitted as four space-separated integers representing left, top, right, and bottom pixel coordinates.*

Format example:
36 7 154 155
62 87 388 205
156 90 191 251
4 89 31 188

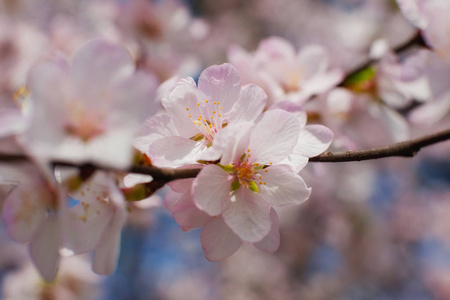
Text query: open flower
58 171 127 275
1 163 63 281
20 39 158 168
143 63 267 167
164 178 280 261
228 36 343 106
192 109 319 243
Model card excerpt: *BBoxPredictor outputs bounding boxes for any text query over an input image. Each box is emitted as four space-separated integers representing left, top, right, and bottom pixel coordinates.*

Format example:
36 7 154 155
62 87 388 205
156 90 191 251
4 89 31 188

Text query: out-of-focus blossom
60 171 127 275
408 50 450 125
116 0 202 81
255 0 416 70
144 63 267 167
20 39 158 169
3 255 102 300
398 0 450 61
229 36 344 107
1 163 63 281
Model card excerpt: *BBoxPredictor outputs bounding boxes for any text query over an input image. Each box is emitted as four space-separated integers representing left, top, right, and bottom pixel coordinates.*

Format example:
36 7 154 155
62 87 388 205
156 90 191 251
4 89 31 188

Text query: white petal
198 63 241 113
162 82 205 138
168 178 194 193
71 39 134 98
248 109 300 164
258 165 311 207
202 123 253 166
200 216 242 261
254 208 280 253
2 185 48 243
29 215 61 281
192 165 233 216
228 84 267 123
173 191 210 231
123 174 153 187
109 70 159 127
222 188 271 243
258 36 296 60
409 92 450 126
133 114 178 154
92 182 127 275
149 136 203 167
294 125 333 157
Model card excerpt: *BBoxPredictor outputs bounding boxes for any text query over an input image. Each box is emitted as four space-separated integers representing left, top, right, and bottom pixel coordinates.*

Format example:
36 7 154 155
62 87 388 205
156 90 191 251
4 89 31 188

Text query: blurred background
1 0 450 299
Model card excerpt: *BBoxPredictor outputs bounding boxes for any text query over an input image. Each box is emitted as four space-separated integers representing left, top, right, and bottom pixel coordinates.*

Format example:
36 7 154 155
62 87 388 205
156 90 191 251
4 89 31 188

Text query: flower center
222 149 270 194
186 100 225 146
65 103 105 142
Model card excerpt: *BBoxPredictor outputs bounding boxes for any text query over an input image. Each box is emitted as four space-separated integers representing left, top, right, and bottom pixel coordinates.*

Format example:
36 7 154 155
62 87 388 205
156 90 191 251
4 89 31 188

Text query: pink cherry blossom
192 109 328 243
164 178 279 261
59 171 127 275
144 63 267 167
397 0 450 61
1 163 63 281
228 36 344 107
20 39 158 169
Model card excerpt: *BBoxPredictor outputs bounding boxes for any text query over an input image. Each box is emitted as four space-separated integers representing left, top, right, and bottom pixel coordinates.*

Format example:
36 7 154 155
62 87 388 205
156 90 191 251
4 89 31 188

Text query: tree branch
1 128 449 181
309 127 450 162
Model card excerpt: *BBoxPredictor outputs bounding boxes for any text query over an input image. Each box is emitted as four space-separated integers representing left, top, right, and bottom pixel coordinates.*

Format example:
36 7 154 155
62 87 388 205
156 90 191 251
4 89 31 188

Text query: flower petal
254 208 280 253
29 215 61 281
149 136 203 167
162 82 206 138
228 84 267 123
133 114 178 154
92 182 127 275
222 187 271 243
294 125 333 158
2 185 48 243
200 216 242 261
258 165 311 207
71 39 134 99
248 109 300 164
192 165 233 216
173 191 210 231
198 63 241 113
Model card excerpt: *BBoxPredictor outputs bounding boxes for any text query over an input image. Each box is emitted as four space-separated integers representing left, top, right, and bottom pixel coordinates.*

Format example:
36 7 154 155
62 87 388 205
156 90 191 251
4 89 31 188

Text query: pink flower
59 171 127 275
397 0 450 61
144 63 267 167
228 36 343 107
164 178 280 261
192 109 330 244
20 39 158 168
161 110 332 260
1 163 63 281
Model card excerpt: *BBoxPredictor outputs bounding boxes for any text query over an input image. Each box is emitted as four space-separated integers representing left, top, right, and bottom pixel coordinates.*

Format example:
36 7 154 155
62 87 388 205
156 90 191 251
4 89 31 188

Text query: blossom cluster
0 0 449 286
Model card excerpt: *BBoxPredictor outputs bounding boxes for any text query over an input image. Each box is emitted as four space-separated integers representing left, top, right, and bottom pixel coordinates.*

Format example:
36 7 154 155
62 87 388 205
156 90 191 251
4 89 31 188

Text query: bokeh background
1 0 450 299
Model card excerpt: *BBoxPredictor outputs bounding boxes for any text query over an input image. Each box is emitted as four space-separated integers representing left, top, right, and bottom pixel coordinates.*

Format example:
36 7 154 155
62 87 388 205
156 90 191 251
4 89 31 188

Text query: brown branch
1 128 450 180
310 127 450 162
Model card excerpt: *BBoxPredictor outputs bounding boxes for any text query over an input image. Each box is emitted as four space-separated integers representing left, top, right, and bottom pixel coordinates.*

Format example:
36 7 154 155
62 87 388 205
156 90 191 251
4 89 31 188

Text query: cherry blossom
20 39 159 169
228 36 344 106
192 109 323 243
1 163 63 281
164 178 279 261
144 63 267 167
59 171 127 275
397 0 450 61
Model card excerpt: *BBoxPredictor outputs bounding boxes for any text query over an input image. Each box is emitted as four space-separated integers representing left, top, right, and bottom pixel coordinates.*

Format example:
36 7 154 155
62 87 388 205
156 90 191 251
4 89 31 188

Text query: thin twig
1 128 449 180
309 127 450 162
